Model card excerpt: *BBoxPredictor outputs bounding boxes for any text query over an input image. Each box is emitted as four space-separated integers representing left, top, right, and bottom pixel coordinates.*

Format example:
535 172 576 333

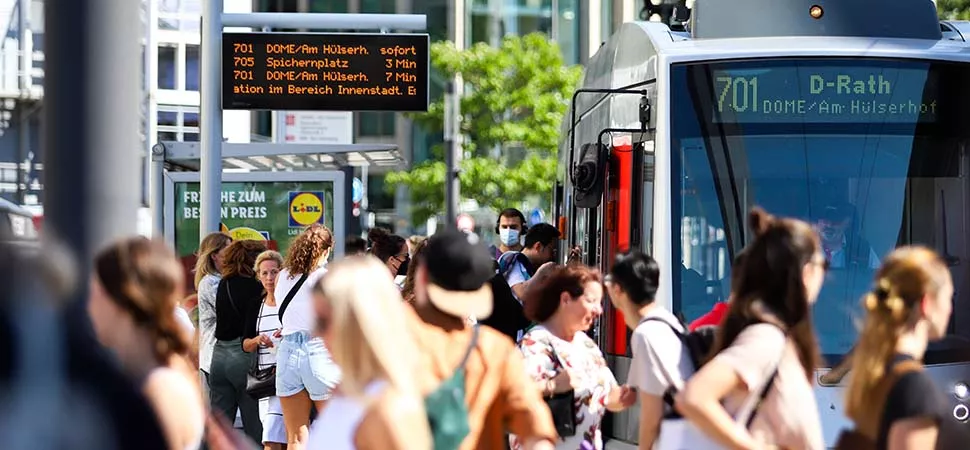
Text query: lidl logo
288 191 325 227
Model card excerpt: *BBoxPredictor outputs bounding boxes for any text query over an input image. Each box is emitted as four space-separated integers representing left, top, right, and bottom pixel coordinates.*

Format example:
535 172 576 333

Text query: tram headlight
954 382 969 400
809 5 823 19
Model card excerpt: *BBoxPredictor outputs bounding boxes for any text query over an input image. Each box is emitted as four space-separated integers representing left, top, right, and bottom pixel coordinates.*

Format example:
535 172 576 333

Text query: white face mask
499 228 520 247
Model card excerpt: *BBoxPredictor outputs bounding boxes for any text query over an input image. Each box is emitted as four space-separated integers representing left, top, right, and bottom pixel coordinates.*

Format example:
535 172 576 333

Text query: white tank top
307 380 388 450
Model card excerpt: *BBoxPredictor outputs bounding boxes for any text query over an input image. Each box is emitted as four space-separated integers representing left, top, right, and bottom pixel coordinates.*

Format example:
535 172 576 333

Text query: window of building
601 0 614 43
158 0 201 32
158 45 177 90
183 112 198 129
185 44 200 91
309 0 348 13
357 112 396 137
470 13 492 44
253 111 273 140
158 105 200 142
367 174 395 210
411 0 448 41
258 0 299 12
361 0 395 13
158 111 178 127
555 0 579 65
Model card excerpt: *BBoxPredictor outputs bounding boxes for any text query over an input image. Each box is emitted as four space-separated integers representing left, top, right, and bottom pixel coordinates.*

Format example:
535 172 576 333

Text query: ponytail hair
95 237 191 363
715 208 822 379
844 246 950 423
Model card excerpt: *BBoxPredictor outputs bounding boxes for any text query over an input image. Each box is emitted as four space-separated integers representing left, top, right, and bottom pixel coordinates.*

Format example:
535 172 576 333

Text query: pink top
712 323 824 450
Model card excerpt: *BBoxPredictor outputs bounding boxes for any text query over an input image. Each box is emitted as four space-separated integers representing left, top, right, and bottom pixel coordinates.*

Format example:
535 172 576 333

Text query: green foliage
939 0 970 19
387 33 582 223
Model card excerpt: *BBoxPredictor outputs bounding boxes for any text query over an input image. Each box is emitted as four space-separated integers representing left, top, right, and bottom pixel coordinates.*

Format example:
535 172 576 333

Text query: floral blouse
510 325 618 450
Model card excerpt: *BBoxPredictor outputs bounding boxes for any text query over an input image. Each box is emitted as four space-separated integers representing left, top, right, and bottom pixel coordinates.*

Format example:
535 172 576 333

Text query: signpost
197 8 428 242
223 32 429 111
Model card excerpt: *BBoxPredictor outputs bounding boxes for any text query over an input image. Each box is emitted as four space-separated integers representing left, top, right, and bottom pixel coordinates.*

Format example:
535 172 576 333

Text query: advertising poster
173 181 335 287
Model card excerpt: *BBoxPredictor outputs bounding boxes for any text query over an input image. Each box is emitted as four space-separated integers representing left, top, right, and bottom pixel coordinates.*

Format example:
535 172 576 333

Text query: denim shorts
276 331 341 401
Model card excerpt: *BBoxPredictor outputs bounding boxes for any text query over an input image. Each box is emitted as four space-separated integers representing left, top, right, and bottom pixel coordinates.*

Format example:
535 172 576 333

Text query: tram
555 0 970 447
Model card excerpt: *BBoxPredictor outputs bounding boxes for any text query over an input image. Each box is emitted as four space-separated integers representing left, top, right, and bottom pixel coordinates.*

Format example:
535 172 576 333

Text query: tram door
599 140 647 444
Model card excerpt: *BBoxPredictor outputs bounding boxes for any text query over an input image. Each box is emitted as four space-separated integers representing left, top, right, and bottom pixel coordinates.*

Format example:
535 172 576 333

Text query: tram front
667 50 970 443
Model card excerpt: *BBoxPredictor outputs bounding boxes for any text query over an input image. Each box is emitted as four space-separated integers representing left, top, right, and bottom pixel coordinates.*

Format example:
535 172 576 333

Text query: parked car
0 198 39 251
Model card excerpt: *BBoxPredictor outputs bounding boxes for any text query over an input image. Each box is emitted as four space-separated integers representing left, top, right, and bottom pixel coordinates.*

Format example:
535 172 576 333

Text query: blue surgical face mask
499 228 520 246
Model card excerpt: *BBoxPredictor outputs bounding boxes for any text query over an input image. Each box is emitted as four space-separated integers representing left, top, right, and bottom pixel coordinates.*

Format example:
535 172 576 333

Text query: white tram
555 0 970 447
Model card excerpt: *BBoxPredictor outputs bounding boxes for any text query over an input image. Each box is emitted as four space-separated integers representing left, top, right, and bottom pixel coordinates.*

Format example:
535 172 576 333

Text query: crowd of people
26 204 963 450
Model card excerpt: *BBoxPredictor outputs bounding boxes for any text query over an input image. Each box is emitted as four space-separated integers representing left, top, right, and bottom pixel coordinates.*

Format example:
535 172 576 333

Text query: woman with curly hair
274 224 341 449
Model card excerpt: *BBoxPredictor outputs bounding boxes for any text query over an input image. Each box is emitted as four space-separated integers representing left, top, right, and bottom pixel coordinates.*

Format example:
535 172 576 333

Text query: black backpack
640 318 718 419
641 318 717 371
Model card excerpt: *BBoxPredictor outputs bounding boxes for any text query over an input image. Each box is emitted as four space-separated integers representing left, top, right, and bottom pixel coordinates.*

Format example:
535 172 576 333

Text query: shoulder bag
425 324 479 450
245 274 307 399
544 342 577 438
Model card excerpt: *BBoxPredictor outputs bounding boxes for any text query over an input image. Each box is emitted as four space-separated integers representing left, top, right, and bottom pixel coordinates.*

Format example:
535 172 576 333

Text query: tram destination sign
707 62 940 124
222 32 429 112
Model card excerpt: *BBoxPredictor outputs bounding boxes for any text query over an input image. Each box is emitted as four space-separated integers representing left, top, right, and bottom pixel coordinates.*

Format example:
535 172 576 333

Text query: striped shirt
256 300 281 369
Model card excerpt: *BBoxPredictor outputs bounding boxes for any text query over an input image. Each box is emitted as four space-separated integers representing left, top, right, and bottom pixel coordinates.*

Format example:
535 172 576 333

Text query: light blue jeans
275 331 341 401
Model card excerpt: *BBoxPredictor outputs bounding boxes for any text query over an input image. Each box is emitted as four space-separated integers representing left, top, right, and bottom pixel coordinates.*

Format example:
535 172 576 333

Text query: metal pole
16 0 28 205
151 144 165 235
200 0 224 239
18 0 29 92
147 0 162 235
220 12 426 30
443 81 459 227
17 106 27 205
43 0 142 304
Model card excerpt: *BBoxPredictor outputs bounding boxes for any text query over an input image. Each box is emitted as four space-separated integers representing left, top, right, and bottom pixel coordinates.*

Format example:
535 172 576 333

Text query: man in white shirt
605 251 713 449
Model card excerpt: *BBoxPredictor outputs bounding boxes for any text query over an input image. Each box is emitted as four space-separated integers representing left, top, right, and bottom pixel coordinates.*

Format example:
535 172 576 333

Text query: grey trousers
209 338 262 444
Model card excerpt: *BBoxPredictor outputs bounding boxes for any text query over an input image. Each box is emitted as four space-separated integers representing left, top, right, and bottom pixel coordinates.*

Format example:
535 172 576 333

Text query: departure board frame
222 32 430 112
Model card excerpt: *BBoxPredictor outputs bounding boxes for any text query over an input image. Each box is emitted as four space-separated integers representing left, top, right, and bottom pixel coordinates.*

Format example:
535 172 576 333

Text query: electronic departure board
222 32 429 112
699 60 941 124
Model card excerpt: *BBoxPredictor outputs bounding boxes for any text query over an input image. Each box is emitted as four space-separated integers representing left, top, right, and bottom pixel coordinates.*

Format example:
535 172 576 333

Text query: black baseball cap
423 229 495 319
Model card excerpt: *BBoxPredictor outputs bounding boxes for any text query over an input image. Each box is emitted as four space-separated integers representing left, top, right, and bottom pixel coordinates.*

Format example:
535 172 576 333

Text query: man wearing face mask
813 202 879 270
489 208 527 261
498 223 561 302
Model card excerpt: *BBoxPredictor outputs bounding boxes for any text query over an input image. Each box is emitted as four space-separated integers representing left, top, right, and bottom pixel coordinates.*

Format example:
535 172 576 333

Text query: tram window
670 58 970 365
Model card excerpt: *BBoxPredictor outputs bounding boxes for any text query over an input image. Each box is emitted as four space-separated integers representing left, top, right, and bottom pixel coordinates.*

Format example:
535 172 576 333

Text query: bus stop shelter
151 140 405 258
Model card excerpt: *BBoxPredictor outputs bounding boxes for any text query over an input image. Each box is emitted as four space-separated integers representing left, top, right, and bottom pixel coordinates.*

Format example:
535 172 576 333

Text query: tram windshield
670 57 970 365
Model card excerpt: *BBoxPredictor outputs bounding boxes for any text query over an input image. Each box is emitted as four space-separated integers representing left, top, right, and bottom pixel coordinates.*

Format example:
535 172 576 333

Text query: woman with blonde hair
307 255 431 450
275 224 341 449
89 237 206 450
839 246 961 450
248 250 287 450
195 232 232 395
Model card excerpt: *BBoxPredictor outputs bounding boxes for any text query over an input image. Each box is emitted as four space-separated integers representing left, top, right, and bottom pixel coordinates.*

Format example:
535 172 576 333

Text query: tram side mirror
572 143 607 209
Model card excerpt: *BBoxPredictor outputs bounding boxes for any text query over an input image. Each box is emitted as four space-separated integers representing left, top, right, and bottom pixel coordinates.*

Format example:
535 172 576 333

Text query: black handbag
245 274 308 399
543 344 576 438
246 352 276 399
